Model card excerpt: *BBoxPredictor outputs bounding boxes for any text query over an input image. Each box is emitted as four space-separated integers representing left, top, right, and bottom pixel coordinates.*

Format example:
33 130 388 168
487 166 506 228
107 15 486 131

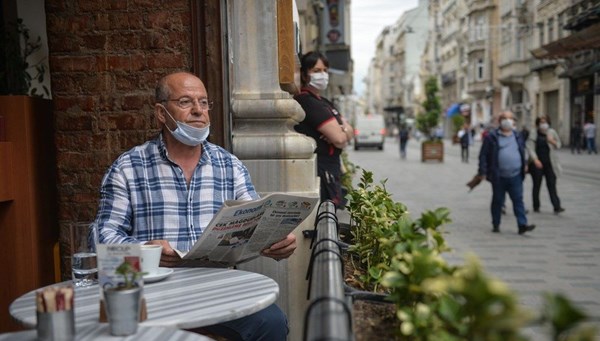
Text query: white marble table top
0 325 215 341
9 267 279 330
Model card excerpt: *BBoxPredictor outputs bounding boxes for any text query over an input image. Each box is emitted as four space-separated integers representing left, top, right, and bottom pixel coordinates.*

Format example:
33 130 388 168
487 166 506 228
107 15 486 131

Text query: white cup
140 244 162 276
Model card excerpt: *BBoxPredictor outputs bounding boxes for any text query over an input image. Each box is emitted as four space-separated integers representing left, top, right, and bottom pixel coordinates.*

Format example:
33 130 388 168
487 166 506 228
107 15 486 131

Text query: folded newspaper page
175 192 319 267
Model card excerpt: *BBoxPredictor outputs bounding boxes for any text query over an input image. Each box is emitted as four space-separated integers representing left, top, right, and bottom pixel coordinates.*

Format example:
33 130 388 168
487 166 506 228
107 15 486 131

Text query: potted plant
103 260 145 336
416 76 444 162
0 18 49 97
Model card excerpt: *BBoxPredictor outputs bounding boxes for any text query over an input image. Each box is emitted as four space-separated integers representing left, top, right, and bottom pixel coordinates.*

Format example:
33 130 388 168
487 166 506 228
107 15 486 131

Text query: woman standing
526 115 565 214
294 51 353 207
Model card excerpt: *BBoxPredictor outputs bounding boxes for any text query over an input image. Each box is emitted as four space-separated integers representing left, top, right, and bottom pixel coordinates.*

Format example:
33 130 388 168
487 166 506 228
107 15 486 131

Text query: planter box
421 141 444 162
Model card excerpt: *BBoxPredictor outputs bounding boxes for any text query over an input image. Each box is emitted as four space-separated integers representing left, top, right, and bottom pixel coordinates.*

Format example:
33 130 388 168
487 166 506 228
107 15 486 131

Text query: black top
294 88 343 167
535 130 551 165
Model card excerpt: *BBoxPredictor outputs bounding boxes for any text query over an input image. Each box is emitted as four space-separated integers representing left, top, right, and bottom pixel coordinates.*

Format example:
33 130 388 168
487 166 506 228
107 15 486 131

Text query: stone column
227 1 319 340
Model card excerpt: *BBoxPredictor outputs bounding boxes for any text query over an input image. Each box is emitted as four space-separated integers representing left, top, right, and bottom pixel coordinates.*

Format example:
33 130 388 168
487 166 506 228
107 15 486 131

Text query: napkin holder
37 310 75 341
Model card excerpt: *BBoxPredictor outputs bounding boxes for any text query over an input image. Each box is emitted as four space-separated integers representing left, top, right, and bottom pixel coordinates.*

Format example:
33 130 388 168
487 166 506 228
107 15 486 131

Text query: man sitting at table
95 71 294 340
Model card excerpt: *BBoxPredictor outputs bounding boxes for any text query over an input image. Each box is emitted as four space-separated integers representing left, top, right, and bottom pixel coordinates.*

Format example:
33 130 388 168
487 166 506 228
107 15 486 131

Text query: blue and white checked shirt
95 134 258 252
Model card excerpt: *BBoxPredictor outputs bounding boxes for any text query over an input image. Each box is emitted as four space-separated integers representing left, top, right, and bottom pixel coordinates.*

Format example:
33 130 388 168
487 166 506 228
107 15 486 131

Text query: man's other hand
261 233 297 261
145 240 182 267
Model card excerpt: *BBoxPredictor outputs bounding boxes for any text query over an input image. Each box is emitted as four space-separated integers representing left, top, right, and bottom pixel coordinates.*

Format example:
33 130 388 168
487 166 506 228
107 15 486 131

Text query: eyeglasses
164 97 214 110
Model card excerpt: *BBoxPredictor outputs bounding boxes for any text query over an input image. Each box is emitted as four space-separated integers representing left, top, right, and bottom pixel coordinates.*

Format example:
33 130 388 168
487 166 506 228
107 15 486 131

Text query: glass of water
70 222 98 287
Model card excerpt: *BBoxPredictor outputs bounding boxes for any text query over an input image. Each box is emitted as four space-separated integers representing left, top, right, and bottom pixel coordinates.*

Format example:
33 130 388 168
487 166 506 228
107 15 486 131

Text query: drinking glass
70 222 98 287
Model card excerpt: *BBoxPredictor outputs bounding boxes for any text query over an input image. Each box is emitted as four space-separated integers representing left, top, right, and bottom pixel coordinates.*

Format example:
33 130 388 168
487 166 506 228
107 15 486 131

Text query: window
516 35 523 59
558 11 565 38
476 59 484 81
548 18 554 42
476 16 486 40
537 22 545 46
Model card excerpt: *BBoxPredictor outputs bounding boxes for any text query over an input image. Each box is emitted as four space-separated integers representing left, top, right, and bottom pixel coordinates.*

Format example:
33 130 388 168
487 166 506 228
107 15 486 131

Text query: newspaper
175 193 318 267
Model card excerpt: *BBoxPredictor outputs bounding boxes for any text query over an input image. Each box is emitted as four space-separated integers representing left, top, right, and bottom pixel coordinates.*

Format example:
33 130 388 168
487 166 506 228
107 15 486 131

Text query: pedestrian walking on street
526 115 565 214
458 122 472 163
570 121 583 154
399 125 410 159
477 111 535 235
583 120 598 154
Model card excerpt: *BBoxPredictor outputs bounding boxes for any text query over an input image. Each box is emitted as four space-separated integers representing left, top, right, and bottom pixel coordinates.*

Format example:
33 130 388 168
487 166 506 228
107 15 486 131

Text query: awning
531 23 600 59
445 103 461 117
557 61 600 78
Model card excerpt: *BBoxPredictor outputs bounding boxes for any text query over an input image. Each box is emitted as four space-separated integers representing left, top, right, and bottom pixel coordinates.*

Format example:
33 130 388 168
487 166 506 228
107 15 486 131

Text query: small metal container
36 310 75 341
104 286 141 336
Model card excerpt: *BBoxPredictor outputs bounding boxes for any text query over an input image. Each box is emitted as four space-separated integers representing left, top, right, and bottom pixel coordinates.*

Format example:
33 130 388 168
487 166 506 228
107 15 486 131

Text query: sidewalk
345 138 600 340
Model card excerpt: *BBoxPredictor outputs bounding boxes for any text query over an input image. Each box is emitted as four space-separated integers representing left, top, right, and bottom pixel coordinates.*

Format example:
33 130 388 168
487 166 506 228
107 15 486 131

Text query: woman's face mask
161 105 210 146
309 72 329 91
539 123 549 131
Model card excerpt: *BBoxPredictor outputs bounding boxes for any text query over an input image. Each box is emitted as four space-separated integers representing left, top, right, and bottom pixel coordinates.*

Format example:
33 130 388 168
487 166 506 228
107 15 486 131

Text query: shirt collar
158 133 212 165
300 87 321 100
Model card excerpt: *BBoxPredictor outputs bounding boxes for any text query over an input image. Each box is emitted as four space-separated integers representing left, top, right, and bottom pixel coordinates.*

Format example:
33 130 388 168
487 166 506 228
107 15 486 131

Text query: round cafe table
9 267 279 330
0 325 215 341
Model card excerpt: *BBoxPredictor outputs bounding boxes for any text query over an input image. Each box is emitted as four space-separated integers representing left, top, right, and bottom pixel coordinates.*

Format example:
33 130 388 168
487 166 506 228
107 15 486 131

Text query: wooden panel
277 0 300 94
191 0 227 148
0 96 58 332
0 142 14 202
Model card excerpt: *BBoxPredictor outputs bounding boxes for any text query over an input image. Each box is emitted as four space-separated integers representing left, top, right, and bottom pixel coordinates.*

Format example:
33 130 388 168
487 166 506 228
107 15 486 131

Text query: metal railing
303 201 352 341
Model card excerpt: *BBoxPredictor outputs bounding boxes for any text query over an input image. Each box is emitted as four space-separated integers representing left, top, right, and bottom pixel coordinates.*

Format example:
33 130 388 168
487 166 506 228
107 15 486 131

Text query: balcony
529 58 558 72
467 39 486 54
498 60 530 85
466 79 490 96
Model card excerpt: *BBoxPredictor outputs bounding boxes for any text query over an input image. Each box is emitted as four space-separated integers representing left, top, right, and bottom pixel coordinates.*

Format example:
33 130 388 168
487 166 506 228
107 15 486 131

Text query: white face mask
161 105 210 146
539 123 549 131
309 72 329 91
500 118 514 130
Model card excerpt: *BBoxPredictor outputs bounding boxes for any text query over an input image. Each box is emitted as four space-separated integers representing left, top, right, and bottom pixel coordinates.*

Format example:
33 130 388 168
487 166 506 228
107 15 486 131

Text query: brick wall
45 0 193 277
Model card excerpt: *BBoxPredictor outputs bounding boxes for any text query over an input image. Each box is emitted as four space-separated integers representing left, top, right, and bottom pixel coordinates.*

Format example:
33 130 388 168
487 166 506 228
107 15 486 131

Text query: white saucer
143 267 174 283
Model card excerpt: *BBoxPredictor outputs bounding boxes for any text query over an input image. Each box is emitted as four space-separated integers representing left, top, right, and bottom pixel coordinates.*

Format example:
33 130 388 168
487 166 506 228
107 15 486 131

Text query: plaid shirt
95 134 258 251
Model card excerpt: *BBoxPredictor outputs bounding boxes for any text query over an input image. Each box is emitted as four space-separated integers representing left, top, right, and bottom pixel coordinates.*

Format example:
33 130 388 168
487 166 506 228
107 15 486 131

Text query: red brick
105 0 128 11
81 34 108 51
130 54 147 71
141 31 166 49
51 55 97 72
102 113 148 131
147 52 188 69
78 0 103 12
122 95 151 110
119 131 153 149
147 11 176 30
53 96 95 111
103 55 129 71
48 35 82 53
130 0 157 9
55 114 94 132
92 13 111 31
108 32 141 50
97 95 119 111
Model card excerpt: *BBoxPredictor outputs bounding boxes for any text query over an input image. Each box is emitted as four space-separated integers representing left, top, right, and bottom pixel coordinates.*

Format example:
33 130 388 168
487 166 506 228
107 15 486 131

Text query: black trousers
460 145 469 162
530 162 561 211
